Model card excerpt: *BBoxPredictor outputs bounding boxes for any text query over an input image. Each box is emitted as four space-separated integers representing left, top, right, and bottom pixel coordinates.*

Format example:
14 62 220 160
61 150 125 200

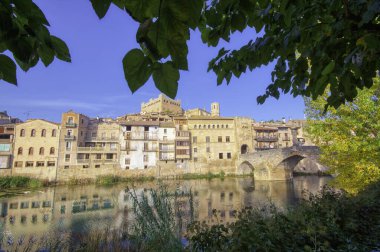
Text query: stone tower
211 102 220 117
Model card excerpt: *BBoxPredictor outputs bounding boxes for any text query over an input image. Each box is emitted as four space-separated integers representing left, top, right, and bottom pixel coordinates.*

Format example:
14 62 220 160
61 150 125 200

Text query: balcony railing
77 147 118 152
65 122 77 128
64 135 76 141
159 148 175 152
86 136 119 142
255 146 278 151
255 136 278 142
160 156 175 161
125 134 157 141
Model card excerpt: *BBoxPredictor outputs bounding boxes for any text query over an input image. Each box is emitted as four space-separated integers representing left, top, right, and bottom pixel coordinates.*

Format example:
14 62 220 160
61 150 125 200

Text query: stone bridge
236 146 321 180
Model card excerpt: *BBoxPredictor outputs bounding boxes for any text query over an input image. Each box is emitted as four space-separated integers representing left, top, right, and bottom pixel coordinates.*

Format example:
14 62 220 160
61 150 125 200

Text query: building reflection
0 177 330 239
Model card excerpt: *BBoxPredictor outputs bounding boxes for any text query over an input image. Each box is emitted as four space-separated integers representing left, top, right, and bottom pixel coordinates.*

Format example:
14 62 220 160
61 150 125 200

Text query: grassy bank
0 176 46 190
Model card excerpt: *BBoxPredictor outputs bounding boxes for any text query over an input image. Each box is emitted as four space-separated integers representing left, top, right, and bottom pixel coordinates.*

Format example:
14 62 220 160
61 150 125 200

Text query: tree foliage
1 0 379 109
305 78 380 193
0 0 71 85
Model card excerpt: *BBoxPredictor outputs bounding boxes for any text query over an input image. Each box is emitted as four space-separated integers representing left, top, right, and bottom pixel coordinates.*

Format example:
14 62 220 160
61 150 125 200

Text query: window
164 129 167 133
14 161 22 167
194 157 198 162
42 201 51 208
64 165 69 169
26 161 34 167
221 125 224 128
208 125 210 129
66 141 71 151
213 125 215 129
20 129 25 137
52 129 56 137
20 202 29 209
226 124 229 128
226 136 230 142
194 125 197 129
194 147 197 153
144 155 149 162
41 129 46 137
50 147 55 155
193 136 197 143
206 147 210 153
219 153 223 159
36 161 44 167
17 147 23 155
67 117 74 123
10 203 18 209
206 136 210 143
125 158 130 164
227 153 232 159
218 136 222 142
32 201 40 208
67 129 72 136
110 143 117 150
144 126 149 132
83 165 89 168
217 125 220 128
39 147 44 155
28 147 34 155
95 165 100 168
126 126 131 131
65 154 70 162
31 129 36 137
106 153 113 159
47 161 55 167
96 154 102 160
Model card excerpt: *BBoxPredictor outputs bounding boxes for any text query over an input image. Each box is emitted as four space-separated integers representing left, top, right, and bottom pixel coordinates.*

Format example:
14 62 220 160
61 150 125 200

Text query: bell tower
211 102 220 117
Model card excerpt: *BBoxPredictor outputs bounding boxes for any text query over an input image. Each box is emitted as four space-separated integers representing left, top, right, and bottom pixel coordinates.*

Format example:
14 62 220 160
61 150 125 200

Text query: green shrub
0 176 43 189
187 182 380 251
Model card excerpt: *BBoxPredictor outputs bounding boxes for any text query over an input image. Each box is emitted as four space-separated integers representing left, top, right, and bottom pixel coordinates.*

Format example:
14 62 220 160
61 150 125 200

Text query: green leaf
37 46 54 67
0 54 17 85
152 62 179 98
322 61 335 76
90 0 112 19
231 14 246 32
51 36 71 62
123 49 152 93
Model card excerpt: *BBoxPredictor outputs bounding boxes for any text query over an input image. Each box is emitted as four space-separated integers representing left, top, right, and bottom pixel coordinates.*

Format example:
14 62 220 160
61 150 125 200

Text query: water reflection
0 176 331 238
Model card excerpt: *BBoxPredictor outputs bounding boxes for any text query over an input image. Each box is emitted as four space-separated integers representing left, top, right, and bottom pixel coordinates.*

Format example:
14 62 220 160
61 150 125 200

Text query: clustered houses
0 95 312 181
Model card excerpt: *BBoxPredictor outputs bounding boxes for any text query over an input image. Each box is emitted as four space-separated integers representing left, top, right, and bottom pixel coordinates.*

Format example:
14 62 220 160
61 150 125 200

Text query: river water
0 176 331 239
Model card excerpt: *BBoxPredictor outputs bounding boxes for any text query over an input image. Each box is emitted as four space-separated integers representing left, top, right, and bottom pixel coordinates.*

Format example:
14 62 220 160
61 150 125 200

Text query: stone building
57 111 121 180
0 111 22 171
13 119 60 181
119 121 159 170
158 122 176 162
141 94 183 115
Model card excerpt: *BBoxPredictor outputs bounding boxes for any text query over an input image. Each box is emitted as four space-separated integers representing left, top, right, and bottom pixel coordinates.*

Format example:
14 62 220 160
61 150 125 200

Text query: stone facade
13 120 60 181
1 94 318 182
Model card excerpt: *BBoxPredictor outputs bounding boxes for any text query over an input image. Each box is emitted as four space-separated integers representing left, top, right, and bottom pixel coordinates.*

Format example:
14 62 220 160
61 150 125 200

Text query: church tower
211 102 220 117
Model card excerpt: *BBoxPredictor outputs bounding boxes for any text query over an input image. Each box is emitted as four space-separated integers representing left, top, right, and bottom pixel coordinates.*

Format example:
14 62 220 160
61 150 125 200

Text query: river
0 176 331 240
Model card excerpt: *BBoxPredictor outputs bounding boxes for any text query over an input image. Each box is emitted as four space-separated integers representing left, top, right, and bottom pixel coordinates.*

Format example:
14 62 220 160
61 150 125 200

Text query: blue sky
0 1 306 123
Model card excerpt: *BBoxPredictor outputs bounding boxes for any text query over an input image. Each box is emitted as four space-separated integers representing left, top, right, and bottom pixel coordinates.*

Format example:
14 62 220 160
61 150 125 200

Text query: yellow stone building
13 119 61 181
141 94 183 115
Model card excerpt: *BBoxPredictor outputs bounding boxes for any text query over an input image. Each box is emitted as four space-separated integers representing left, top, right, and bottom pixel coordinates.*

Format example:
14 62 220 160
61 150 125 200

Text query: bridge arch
237 161 254 175
272 154 306 180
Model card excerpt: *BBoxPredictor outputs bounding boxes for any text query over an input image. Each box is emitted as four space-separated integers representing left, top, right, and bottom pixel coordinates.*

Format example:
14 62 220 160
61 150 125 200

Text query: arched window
203 125 206 129
199 125 201 129
28 147 34 155
226 125 229 128
194 125 197 129
17 147 23 155
31 129 36 137
217 125 220 129
52 129 56 137
20 129 25 137
41 129 46 137
39 147 44 155
221 125 224 128
208 125 210 129
212 125 215 129
50 147 55 155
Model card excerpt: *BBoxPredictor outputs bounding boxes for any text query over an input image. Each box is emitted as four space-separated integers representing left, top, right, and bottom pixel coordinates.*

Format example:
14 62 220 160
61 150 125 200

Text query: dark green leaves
51 36 71 62
90 0 112 19
0 0 71 86
0 54 17 85
152 62 179 99
123 49 152 93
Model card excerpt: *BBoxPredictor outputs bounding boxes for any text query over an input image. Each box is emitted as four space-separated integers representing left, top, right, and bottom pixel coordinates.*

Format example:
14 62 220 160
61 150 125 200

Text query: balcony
159 148 175 152
77 147 118 152
175 131 190 140
86 136 119 142
175 154 191 159
66 122 77 128
255 146 278 151
143 147 158 152
159 156 175 161
64 135 76 141
282 137 291 141
255 136 278 142
125 134 157 141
